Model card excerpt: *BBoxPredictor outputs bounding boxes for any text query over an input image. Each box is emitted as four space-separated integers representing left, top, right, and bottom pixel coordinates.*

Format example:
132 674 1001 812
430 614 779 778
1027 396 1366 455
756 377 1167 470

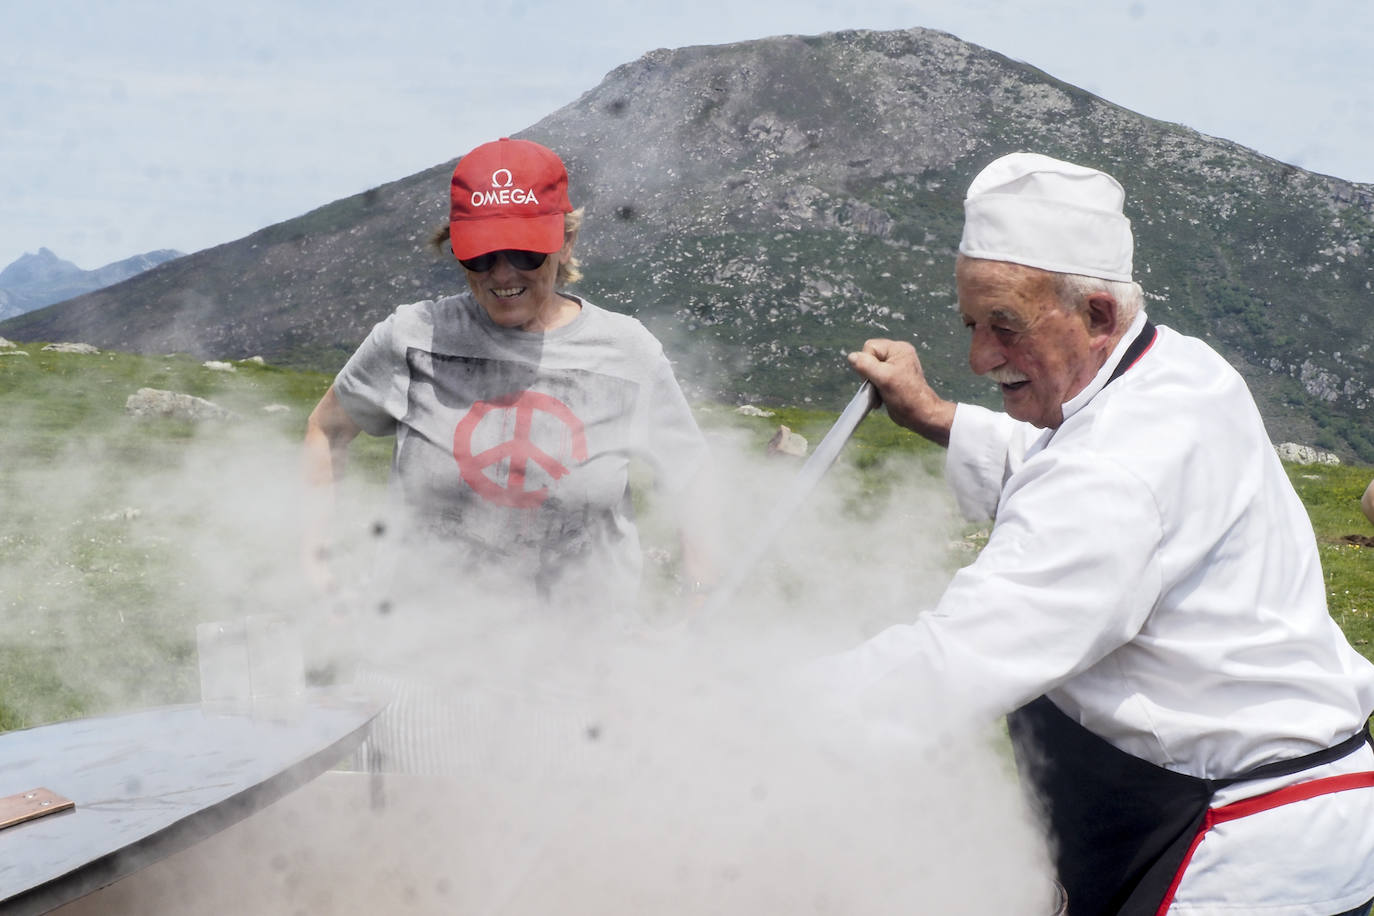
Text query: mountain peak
0 247 182 319
0 248 83 287
0 27 1370 459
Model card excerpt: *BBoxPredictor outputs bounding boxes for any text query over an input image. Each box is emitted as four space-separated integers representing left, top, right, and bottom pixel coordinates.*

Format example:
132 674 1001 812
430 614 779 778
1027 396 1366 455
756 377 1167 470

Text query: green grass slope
1 343 1370 732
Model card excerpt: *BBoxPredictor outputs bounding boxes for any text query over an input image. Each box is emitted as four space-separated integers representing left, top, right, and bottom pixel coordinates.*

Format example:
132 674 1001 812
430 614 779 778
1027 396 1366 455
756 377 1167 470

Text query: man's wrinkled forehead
956 256 1056 323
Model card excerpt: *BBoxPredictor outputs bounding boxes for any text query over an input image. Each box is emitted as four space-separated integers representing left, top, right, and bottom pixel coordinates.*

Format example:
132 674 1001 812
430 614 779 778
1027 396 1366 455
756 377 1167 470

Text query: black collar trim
1105 321 1158 387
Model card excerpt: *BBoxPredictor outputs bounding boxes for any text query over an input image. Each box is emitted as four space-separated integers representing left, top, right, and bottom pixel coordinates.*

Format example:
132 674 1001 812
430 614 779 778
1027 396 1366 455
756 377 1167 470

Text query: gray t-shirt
333 292 707 614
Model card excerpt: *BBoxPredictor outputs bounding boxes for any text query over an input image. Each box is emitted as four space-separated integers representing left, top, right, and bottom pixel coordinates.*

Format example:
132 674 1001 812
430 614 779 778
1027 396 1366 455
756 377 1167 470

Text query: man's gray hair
1053 272 1144 326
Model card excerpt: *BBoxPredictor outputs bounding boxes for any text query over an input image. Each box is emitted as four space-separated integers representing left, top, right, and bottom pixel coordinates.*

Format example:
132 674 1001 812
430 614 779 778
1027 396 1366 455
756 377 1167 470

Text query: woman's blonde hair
432 208 583 287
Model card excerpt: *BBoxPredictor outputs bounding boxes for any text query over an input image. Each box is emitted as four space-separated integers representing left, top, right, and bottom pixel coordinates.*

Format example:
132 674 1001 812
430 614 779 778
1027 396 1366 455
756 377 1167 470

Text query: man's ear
1085 292 1119 344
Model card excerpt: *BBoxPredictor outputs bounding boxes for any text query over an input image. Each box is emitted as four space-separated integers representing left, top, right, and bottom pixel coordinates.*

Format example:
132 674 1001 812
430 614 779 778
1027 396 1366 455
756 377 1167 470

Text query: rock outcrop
124 388 239 422
1275 442 1341 466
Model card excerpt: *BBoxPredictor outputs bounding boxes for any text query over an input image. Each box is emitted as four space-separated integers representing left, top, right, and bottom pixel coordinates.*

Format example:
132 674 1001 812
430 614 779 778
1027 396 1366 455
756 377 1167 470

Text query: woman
301 140 715 773
304 137 712 614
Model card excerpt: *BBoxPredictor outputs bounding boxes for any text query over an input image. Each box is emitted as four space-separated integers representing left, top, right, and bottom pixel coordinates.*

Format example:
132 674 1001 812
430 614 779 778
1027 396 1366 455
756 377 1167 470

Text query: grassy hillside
1 343 1371 732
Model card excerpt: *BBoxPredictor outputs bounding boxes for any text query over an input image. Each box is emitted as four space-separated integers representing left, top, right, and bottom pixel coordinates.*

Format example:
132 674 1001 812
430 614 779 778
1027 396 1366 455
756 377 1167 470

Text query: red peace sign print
452 390 589 508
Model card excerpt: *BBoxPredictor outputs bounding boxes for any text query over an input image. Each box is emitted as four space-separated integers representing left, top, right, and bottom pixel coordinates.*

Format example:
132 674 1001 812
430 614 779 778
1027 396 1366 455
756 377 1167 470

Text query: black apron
1008 695 1373 915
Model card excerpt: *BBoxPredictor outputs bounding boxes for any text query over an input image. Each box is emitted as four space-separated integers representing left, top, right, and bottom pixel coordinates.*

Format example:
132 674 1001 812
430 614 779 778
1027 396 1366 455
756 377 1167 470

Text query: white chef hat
958 152 1134 282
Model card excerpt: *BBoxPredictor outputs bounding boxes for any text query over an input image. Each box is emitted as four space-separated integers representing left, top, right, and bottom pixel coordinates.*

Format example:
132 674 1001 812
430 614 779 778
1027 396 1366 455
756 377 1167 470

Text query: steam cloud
6 374 1056 914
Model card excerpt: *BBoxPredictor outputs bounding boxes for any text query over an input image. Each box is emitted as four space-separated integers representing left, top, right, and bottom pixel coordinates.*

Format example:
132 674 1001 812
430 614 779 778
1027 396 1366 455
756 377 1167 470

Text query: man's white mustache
984 367 1030 385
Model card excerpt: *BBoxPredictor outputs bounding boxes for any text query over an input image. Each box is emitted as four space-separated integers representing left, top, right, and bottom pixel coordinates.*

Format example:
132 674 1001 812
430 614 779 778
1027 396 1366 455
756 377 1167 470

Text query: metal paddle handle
700 382 881 616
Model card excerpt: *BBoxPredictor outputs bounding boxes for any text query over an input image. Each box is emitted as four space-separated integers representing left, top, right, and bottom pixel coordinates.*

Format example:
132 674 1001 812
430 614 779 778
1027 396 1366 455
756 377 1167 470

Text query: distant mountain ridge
2 26 1371 460
0 247 183 320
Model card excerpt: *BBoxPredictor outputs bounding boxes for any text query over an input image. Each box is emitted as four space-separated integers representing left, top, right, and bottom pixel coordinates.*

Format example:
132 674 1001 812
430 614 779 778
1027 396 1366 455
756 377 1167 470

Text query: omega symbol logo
471 168 538 206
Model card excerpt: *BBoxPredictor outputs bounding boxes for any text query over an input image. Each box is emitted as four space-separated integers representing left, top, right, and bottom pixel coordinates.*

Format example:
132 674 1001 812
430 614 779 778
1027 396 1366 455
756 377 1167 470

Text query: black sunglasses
458 249 548 272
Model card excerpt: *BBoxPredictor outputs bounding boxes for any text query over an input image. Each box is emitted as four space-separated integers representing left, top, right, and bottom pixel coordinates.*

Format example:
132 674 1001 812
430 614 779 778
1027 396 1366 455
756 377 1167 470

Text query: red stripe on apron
1155 770 1374 915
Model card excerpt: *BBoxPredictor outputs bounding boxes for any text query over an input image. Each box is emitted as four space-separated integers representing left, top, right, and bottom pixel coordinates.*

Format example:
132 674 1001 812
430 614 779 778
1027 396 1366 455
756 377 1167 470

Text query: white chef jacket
835 311 1374 914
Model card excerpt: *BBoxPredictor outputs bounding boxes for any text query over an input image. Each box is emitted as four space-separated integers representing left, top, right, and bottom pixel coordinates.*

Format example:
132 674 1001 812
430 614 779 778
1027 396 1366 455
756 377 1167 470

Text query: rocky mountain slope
3 27 1371 459
0 247 182 320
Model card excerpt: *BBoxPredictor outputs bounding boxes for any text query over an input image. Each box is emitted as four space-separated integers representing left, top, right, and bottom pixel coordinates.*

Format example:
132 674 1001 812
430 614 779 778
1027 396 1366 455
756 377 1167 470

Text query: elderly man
841 153 1374 915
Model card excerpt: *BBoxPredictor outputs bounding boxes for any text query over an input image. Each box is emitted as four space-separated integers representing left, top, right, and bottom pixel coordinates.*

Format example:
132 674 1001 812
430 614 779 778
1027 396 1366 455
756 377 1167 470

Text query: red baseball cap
448 138 573 260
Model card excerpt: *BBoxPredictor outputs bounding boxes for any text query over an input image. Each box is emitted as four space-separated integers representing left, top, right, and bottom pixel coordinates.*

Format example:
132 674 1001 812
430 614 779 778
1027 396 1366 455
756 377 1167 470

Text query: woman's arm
301 386 362 593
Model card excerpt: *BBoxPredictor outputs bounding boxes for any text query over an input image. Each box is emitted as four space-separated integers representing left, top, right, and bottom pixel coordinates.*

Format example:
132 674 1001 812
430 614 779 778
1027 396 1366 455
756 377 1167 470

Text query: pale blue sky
4 0 1371 270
